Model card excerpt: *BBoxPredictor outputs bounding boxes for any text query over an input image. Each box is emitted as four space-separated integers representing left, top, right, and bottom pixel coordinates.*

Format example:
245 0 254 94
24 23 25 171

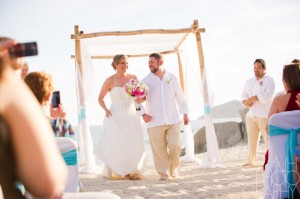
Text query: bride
95 54 147 180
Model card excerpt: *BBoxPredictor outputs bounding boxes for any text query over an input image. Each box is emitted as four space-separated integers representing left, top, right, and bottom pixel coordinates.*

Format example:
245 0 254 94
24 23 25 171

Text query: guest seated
264 62 300 198
291 60 300 108
24 72 75 140
264 62 300 167
0 37 121 199
0 37 67 198
267 63 300 116
292 60 300 108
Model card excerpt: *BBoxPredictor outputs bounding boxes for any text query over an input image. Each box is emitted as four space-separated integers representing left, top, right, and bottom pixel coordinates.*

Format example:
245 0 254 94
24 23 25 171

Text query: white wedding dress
95 87 147 177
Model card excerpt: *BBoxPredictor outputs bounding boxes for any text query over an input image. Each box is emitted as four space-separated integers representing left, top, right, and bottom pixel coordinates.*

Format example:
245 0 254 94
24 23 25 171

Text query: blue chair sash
62 149 78 166
269 125 300 198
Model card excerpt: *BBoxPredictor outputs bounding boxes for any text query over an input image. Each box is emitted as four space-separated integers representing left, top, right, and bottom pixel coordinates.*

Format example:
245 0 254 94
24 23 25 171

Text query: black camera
9 42 38 58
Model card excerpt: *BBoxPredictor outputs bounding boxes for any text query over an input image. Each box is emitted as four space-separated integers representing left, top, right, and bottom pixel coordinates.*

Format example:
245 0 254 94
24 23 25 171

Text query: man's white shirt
241 74 275 118
140 72 189 128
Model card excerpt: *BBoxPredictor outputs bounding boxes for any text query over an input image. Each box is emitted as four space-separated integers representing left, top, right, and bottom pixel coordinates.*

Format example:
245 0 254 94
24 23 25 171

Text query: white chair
56 137 79 192
264 110 300 199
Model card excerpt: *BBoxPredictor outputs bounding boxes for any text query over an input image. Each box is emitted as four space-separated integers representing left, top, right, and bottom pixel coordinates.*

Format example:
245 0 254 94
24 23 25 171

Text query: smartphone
52 91 61 108
8 42 38 58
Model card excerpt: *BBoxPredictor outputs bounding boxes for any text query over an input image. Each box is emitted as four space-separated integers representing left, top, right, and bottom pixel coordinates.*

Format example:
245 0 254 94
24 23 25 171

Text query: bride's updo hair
111 54 127 70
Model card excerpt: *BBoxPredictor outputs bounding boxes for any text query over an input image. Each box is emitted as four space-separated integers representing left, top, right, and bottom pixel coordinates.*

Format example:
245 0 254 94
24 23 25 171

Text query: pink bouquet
124 79 148 111
124 79 148 98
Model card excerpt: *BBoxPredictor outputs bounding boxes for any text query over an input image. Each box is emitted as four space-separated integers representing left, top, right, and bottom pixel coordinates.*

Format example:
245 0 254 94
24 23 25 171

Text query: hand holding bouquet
124 78 148 98
124 79 148 110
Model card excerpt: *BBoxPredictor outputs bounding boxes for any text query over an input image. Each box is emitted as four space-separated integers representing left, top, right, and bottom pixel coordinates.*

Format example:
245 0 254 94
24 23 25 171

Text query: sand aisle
79 141 265 199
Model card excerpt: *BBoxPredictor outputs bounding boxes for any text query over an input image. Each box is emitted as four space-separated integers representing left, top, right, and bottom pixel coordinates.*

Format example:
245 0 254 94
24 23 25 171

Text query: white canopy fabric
71 20 221 173
84 33 188 57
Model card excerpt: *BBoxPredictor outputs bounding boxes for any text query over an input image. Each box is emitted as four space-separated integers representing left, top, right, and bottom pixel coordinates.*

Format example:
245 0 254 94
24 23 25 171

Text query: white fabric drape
200 67 223 168
181 123 195 162
180 47 196 162
75 40 99 173
168 35 221 165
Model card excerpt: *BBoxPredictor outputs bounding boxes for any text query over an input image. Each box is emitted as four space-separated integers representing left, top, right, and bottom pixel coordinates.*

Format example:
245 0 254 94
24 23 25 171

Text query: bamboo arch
71 19 219 172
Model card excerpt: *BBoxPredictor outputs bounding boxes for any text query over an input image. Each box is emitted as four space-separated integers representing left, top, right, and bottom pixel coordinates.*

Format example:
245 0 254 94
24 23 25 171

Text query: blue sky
1 0 300 125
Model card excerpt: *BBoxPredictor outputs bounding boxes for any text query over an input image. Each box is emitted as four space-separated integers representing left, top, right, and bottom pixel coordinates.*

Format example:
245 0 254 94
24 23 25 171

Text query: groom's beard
151 67 158 74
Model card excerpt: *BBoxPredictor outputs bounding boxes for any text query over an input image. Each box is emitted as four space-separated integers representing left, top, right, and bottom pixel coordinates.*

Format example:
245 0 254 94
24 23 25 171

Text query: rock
194 121 243 154
239 108 249 142
199 100 244 119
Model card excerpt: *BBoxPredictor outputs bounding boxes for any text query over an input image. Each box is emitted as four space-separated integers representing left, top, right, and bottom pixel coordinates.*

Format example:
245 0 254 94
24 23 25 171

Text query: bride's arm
98 78 112 117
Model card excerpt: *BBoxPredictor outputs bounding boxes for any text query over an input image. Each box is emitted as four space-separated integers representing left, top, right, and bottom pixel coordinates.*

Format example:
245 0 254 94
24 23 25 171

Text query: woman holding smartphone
24 72 75 139
0 38 67 198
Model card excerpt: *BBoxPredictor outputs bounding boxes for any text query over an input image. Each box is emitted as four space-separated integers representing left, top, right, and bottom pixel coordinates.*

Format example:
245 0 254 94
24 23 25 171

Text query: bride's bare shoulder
127 74 138 79
101 76 115 88
106 75 117 82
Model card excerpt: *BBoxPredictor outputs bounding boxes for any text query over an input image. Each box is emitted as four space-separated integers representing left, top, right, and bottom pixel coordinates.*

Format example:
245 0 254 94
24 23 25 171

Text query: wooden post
193 20 209 105
176 52 184 92
74 25 83 76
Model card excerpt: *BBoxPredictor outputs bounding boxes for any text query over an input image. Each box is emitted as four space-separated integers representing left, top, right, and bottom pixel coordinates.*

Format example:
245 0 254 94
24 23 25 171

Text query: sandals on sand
124 174 130 180
129 174 142 180
124 174 142 180
159 177 169 181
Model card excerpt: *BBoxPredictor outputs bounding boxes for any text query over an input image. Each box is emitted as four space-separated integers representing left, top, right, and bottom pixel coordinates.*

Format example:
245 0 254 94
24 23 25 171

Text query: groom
137 53 189 181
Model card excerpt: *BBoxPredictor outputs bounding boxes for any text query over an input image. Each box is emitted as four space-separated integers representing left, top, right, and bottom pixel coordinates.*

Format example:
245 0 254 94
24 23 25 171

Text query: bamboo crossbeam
70 50 177 60
175 32 191 51
71 28 205 40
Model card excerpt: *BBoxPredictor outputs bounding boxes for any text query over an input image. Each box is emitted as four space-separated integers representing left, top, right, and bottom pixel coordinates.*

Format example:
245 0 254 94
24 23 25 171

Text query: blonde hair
24 71 54 104
111 54 127 70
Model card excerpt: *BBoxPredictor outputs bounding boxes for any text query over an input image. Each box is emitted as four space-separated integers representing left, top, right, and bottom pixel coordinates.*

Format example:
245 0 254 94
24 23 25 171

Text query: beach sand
79 141 265 199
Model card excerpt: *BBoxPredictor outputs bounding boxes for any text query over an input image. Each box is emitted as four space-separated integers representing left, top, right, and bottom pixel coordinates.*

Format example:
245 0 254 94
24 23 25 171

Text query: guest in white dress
96 54 147 180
